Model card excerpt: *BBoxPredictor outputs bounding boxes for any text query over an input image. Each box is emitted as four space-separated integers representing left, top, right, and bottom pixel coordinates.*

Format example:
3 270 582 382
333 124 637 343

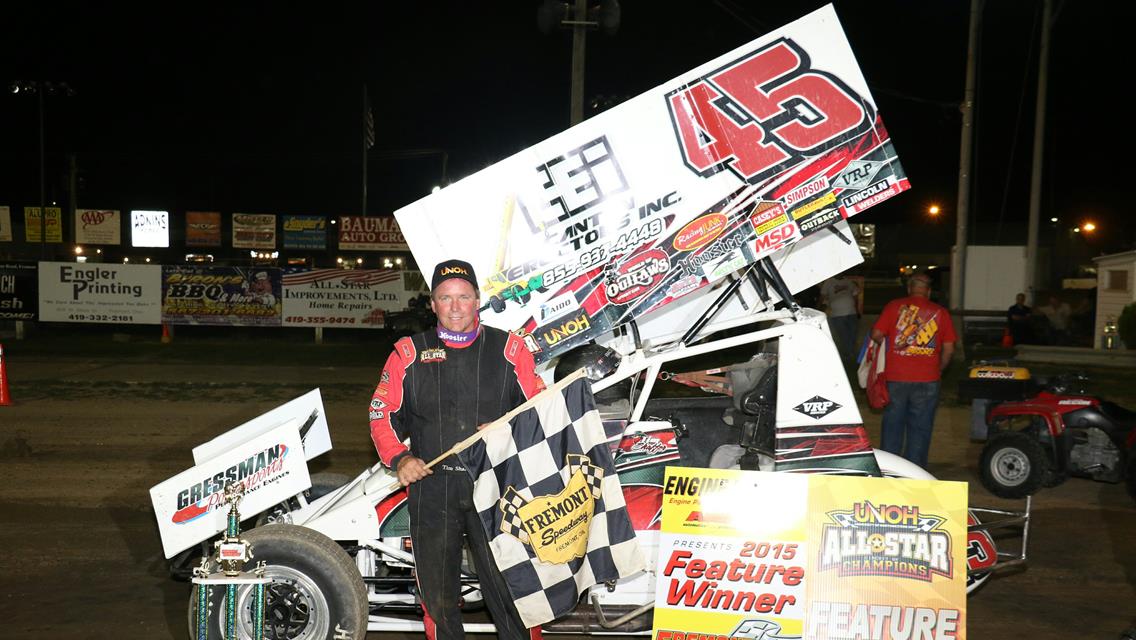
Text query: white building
1092 250 1136 348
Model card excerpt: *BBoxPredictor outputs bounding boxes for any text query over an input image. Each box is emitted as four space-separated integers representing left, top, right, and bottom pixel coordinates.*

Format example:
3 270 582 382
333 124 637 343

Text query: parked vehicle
962 364 1136 500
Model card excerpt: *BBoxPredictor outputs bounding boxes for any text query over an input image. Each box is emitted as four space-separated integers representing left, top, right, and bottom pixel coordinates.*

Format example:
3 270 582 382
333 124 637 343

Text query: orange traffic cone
160 323 172 344
1001 327 1014 348
0 343 11 406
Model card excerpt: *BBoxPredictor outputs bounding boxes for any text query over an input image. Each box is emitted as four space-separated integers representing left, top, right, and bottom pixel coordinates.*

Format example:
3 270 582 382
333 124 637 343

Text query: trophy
192 482 268 640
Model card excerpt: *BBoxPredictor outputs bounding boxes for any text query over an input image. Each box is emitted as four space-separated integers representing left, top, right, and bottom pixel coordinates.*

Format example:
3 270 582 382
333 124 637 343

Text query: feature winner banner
162 266 282 326
38 262 161 324
395 4 907 364
281 269 402 328
654 468 966 640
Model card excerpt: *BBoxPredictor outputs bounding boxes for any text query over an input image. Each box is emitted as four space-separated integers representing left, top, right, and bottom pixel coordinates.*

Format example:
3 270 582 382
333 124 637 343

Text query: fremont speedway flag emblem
458 378 645 627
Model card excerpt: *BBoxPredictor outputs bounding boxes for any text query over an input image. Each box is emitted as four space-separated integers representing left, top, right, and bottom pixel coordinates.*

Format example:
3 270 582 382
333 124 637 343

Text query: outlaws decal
819 500 953 582
605 249 670 304
667 38 874 185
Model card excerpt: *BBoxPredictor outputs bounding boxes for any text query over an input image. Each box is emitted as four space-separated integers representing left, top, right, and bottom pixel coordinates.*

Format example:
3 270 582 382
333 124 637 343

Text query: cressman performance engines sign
38 262 162 324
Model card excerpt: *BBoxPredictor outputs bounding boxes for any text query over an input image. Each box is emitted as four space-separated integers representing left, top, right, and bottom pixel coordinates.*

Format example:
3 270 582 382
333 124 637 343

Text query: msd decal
792 395 841 419
666 38 874 185
172 443 290 524
605 249 670 304
754 222 798 253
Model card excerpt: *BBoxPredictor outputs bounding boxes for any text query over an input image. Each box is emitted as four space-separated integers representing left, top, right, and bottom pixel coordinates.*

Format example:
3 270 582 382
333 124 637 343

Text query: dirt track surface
1 350 1134 639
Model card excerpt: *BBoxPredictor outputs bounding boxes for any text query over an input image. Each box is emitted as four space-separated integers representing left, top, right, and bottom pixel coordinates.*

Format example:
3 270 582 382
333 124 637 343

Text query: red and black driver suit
370 324 544 640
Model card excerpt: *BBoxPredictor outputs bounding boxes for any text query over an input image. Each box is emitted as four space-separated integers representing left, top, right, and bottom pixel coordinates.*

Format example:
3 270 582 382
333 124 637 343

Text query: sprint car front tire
188 524 367 640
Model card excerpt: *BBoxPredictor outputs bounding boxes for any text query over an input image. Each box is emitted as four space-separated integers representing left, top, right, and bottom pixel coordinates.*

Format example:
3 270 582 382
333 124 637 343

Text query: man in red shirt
870 273 956 468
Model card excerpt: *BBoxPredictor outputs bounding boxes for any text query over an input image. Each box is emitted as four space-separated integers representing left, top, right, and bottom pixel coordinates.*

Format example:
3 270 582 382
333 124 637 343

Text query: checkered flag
458 377 646 628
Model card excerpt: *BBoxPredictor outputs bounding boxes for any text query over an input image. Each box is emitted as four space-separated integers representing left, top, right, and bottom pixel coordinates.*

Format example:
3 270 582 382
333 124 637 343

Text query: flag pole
386 368 587 490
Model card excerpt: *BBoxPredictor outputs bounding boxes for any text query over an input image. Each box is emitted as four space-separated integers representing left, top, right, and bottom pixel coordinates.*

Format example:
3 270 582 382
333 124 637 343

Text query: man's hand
940 342 956 372
396 456 431 487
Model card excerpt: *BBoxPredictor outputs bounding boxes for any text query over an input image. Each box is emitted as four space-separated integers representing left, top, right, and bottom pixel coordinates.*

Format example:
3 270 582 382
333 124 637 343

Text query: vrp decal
793 395 841 419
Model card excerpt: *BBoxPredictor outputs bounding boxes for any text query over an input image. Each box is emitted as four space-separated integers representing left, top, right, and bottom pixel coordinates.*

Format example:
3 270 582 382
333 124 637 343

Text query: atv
961 363 1136 500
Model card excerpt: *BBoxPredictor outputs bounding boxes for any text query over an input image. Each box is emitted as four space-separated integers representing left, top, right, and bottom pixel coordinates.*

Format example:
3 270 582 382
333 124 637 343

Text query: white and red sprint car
176 256 1030 640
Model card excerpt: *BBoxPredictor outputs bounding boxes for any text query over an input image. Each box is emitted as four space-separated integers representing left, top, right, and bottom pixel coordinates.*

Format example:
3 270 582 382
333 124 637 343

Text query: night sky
1 1 1130 261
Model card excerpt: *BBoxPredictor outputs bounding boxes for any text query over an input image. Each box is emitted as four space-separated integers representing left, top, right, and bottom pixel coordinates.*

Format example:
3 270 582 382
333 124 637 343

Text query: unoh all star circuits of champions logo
819 500 953 582
499 454 602 564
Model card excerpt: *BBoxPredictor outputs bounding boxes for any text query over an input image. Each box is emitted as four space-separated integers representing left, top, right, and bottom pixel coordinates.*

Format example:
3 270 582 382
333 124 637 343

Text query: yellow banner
24 207 63 243
653 468 966 640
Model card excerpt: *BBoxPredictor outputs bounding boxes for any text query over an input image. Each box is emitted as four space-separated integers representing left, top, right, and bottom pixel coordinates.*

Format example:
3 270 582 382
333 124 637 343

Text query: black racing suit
370 325 544 640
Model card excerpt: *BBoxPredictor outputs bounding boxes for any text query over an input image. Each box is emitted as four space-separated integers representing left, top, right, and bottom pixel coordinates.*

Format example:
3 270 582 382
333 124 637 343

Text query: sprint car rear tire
188 524 367 640
980 431 1049 499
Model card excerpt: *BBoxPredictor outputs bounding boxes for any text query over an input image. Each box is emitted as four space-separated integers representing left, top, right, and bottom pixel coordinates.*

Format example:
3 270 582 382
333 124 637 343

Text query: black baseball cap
430 259 479 292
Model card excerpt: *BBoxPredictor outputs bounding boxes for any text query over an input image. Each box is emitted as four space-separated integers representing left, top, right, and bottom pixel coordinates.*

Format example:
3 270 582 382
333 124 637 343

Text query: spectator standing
820 274 862 366
1006 293 1032 345
871 273 956 469
1037 295 1072 345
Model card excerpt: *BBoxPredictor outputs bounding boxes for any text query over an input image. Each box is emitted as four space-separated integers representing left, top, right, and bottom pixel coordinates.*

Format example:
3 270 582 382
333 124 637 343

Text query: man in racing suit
369 258 544 640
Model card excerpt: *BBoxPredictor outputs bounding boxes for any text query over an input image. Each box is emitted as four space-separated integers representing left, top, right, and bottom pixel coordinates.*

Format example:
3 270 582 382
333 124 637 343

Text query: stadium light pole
10 80 75 259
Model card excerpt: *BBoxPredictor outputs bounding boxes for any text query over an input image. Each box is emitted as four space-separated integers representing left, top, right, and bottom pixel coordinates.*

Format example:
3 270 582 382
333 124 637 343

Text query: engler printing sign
37 261 162 324
394 4 907 364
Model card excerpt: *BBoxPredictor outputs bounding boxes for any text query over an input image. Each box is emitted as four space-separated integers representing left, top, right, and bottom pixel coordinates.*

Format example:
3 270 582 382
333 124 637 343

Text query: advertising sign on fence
338 216 408 251
162 266 282 326
38 261 162 324
233 213 276 249
24 207 63 243
282 215 327 250
0 206 11 242
75 209 122 245
0 263 38 320
131 210 170 248
653 468 967 640
186 212 222 247
281 269 404 328
394 4 906 364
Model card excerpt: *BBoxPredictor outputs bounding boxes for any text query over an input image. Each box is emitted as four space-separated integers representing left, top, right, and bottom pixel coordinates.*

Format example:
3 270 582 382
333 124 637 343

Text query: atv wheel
188 524 367 640
258 473 352 527
980 431 1051 498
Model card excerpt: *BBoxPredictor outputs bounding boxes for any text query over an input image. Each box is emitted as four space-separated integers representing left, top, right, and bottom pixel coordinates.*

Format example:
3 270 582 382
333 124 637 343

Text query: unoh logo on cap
440 266 469 276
